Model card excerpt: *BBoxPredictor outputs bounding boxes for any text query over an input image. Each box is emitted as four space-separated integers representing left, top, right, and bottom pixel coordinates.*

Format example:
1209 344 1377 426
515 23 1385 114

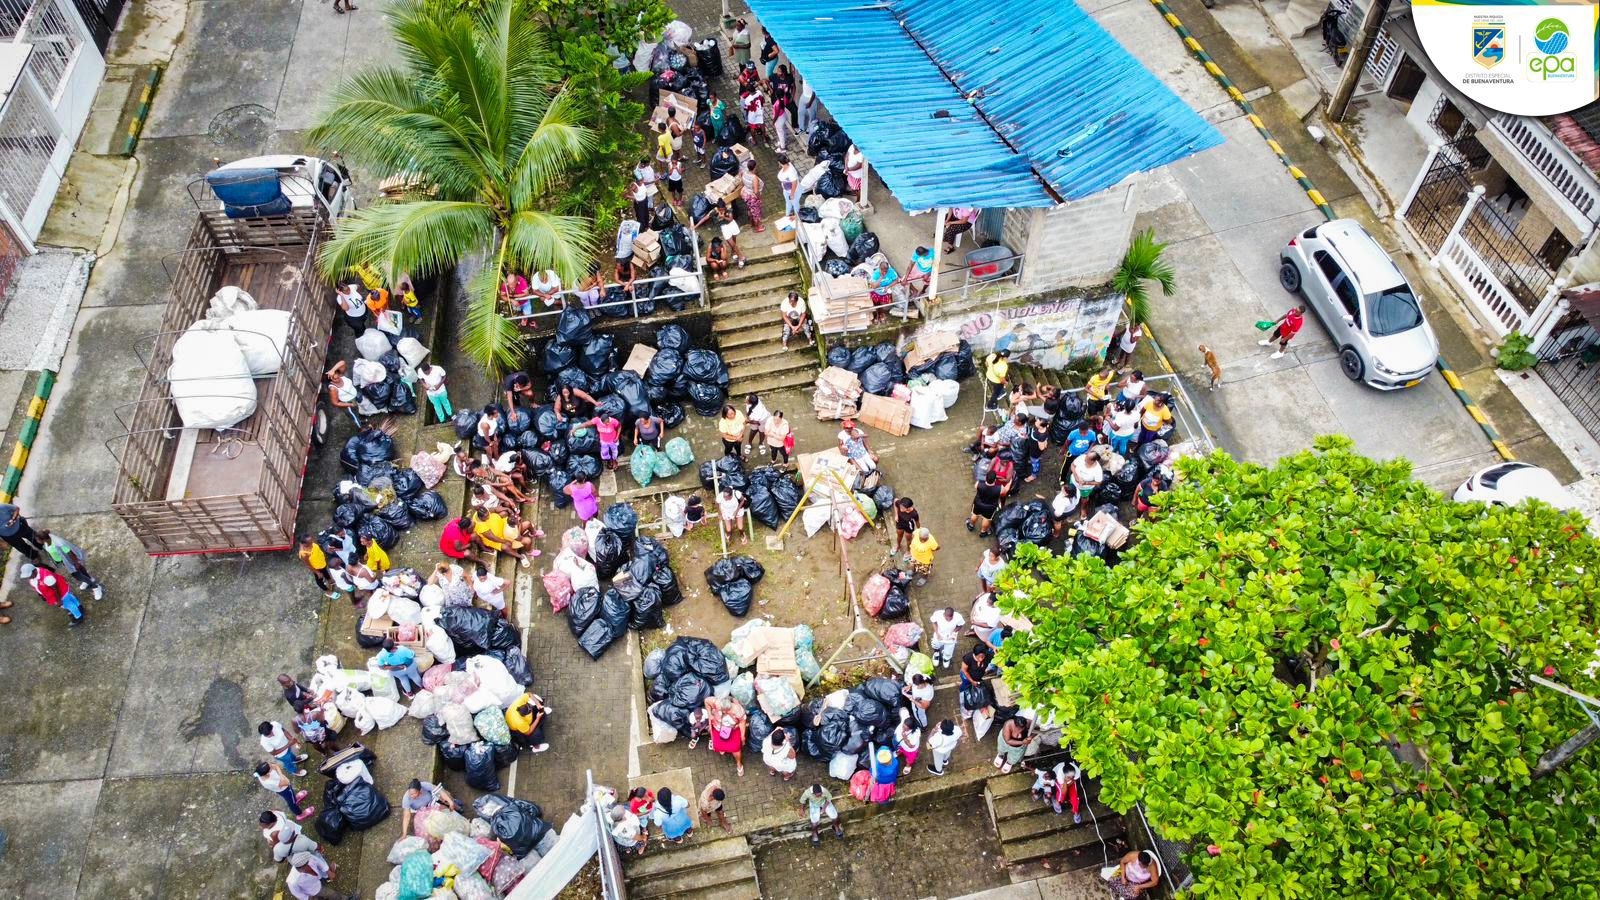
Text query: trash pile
861 568 914 620
380 793 553 900
315 747 391 846
644 636 733 740
799 123 855 201
791 454 890 540
697 457 804 530
644 323 729 420
546 503 681 660
904 335 976 384
822 340 968 431
704 555 765 617
611 204 701 316
333 429 449 549
812 366 863 421
645 623 818 748
411 605 536 792
796 675 913 783
352 331 431 417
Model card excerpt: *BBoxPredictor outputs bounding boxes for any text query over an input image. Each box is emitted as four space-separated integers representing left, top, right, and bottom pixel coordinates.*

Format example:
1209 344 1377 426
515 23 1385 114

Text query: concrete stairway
622 835 761 900
708 226 816 397
986 769 1124 868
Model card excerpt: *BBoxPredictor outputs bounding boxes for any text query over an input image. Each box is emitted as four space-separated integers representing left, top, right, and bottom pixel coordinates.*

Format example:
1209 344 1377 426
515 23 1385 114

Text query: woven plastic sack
884 621 923 649
560 526 588 559
425 808 470 840
850 769 871 801
631 444 658 485
387 835 429 864
474 707 512 745
397 851 434 900
543 570 573 612
493 851 539 894
437 830 493 875
862 573 890 616
652 455 680 478
728 671 756 707
410 450 445 488
792 623 815 652
664 436 694 466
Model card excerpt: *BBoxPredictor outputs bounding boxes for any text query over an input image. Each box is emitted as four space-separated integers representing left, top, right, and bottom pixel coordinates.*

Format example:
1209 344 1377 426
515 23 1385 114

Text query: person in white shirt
798 81 818 133
258 721 307 775
970 592 1001 633
902 673 934 729
529 270 562 309
776 154 801 220
929 606 966 668
333 283 366 334
418 363 451 423
977 549 1007 592
260 810 317 863
926 719 962 775
285 849 347 900
743 394 770 452
717 487 748 545
1051 482 1080 541
779 289 812 349
471 563 507 613
762 728 798 779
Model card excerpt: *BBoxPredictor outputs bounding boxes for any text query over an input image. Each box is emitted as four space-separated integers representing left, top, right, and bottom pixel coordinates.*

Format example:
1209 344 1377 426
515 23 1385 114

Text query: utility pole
1529 674 1600 779
1327 0 1392 122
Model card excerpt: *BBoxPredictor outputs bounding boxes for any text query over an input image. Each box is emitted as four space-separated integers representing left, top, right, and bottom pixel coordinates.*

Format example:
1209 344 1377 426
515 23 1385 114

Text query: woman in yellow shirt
360 534 389 573
1084 366 1115 419
1138 394 1173 445
471 508 537 566
717 405 747 460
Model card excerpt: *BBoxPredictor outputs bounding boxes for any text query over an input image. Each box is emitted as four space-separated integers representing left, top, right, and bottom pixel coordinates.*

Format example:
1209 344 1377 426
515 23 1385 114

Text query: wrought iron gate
1536 330 1600 443
70 0 121 51
1403 143 1472 251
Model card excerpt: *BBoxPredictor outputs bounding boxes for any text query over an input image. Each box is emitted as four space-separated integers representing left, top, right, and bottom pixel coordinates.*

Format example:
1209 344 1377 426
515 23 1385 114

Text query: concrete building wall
1018 181 1139 291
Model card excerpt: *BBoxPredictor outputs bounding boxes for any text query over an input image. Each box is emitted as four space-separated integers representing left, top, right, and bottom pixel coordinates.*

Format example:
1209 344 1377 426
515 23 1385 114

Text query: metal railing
589 770 628 900
1491 114 1600 222
506 224 706 326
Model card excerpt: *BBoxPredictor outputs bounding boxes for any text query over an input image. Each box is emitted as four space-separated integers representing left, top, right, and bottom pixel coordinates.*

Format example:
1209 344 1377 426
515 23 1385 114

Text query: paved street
0 0 1584 896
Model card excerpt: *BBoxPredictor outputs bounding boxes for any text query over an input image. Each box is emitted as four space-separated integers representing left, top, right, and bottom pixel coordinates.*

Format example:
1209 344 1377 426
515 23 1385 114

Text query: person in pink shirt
585 413 625 470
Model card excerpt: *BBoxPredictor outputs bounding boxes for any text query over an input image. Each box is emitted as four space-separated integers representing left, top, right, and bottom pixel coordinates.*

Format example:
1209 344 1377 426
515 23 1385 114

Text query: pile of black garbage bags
476 794 553 860
697 456 803 529
331 428 448 549
567 504 683 660
643 323 729 418
806 122 854 200
828 338 975 397
415 606 536 790
817 231 884 279
704 555 765 617
646 636 731 737
797 676 908 771
314 747 389 845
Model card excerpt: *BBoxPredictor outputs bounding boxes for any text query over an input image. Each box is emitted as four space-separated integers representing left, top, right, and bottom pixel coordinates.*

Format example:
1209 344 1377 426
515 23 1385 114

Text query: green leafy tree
312 0 595 374
1113 228 1175 325
998 436 1600 898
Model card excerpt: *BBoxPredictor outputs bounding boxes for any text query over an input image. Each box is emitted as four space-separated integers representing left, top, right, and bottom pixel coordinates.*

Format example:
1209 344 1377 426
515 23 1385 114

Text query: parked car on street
1278 219 1438 389
1453 461 1579 511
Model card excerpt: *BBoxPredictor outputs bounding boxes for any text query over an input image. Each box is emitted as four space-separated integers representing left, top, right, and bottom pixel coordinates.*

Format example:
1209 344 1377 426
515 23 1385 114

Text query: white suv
1278 219 1438 389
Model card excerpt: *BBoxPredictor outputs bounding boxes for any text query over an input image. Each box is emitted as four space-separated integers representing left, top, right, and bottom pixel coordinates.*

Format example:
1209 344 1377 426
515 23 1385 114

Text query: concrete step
624 835 750 881
711 289 802 319
997 802 1119 844
712 308 782 335
985 752 1079 800
992 790 1115 824
728 366 818 396
711 271 803 306
718 253 798 286
721 339 804 366
630 857 759 900
1002 815 1125 865
726 351 816 384
715 328 778 352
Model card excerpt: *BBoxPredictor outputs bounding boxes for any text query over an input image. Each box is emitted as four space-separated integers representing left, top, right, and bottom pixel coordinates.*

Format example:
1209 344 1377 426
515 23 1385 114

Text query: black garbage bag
709 146 739 179
860 362 894 396
634 534 668 569
826 345 851 368
503 407 532 437
772 477 803 519
568 422 600 456
699 456 747 492
590 530 628 580
568 455 602 482
600 588 631 633
881 585 910 619
340 429 396 470
626 554 657 588
647 348 683 386
746 707 776 753
650 202 677 231
314 806 348 846
577 619 620 659
930 353 960 382
799 206 822 224
817 707 851 751
658 402 686 428
490 647 536 686
402 489 445 520
821 256 851 277
653 567 683 606
355 616 385 649
655 324 689 352
492 798 549 859
859 677 903 708
808 121 839 157
956 340 976 378
705 558 739 589
389 467 424 500
568 587 601 637
849 231 881 264
646 382 667 404
684 349 722 383
613 572 645 605
630 586 665 630
519 447 554 478
816 171 845 198
439 605 496 653
733 556 765 582
844 692 890 728
993 503 1026 535
612 373 651 418
464 742 500 792
1050 415 1078 445
840 721 869 756
660 226 689 259
847 347 876 374
1020 500 1053 545
688 193 713 227
542 341 577 376
532 405 565 441
659 641 691 685
420 715 449 746
719 579 754 616
375 501 413 532
688 381 725 416
556 366 594 394
555 305 593 345
337 780 390 831
437 740 468 771
451 408 480 440
679 636 730 684
359 381 395 410
578 335 616 375
870 485 896 513
487 617 520 652
546 470 573 509
871 341 897 364
357 517 398 550
358 462 398 487
666 672 711 712
1138 439 1171 471
801 726 827 759
332 502 362 528
714 113 746 146
1072 531 1108 561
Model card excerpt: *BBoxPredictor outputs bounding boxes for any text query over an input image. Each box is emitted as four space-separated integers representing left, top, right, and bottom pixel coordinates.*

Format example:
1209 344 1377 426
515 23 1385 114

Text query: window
1315 251 1360 320
1478 462 1531 489
1313 250 1342 283
1368 287 1425 336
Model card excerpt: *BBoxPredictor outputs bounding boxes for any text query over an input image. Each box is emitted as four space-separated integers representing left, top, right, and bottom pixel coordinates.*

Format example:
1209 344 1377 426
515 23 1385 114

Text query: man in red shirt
1258 306 1306 358
20 563 83 625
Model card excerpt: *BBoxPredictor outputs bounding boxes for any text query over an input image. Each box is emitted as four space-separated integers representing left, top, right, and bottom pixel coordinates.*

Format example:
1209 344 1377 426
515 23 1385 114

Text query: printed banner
906 294 1123 369
1411 0 1599 115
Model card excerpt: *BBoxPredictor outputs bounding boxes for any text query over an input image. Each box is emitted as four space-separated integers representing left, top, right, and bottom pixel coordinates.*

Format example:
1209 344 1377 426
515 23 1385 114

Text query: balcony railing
1490 114 1600 222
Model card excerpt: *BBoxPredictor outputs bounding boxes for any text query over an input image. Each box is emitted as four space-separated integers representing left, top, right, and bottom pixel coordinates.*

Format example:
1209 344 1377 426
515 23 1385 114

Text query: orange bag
850 769 871 802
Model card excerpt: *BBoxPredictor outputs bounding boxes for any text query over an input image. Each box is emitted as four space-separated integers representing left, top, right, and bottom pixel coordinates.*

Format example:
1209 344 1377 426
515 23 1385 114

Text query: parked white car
1278 219 1438 389
1453 462 1578 510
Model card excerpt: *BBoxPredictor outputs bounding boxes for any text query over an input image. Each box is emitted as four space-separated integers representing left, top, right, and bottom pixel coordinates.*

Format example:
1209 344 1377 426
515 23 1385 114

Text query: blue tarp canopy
746 0 1224 208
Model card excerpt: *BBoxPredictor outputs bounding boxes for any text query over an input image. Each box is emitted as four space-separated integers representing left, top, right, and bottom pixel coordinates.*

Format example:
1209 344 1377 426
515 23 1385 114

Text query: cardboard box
731 143 753 167
904 330 960 369
857 392 912 437
1083 510 1131 549
631 229 662 267
659 89 698 121
774 215 796 235
705 173 740 202
358 613 396 639
623 343 658 376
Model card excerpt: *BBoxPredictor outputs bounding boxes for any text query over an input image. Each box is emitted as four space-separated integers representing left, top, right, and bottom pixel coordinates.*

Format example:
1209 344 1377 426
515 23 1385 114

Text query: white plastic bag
463 688 500 715
352 357 387 386
555 549 598 593
829 751 857 781
355 327 391 361
396 336 430 368
648 702 679 744
664 495 687 537
336 758 374 784
933 378 961 409
466 655 522 708
407 689 438 719
419 584 445 609
366 695 407 729
424 622 457 665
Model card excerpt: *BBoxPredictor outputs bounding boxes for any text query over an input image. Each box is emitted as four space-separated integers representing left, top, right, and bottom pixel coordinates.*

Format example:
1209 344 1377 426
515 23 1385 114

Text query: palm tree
311 0 595 374
1113 228 1176 325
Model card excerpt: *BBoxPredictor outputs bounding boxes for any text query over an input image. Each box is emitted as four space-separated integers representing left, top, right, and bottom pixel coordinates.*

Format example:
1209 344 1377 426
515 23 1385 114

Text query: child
684 495 707 531
397 275 421 320
655 120 673 165
690 120 707 167
666 154 685 207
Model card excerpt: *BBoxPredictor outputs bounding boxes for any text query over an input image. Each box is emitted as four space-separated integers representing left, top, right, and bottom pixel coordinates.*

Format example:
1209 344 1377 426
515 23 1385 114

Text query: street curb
1143 0 1515 461
121 66 163 157
1146 0 1336 220
1 370 55 504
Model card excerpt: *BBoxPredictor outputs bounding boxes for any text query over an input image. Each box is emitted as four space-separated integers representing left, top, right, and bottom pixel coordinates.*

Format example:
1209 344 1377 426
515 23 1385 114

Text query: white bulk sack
824 221 849 258
909 387 947 429
168 328 257 429
356 327 391 361
220 309 292 375
933 378 961 409
352 358 387 386
396 337 430 368
206 285 257 319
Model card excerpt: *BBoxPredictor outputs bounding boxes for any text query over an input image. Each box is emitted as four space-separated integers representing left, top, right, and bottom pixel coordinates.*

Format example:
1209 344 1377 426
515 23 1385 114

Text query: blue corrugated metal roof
745 0 1223 208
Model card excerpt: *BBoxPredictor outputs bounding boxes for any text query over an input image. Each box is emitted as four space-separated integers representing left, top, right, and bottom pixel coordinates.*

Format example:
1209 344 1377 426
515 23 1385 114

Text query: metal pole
928 209 949 304
1327 0 1392 122
1529 673 1600 779
858 158 873 214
